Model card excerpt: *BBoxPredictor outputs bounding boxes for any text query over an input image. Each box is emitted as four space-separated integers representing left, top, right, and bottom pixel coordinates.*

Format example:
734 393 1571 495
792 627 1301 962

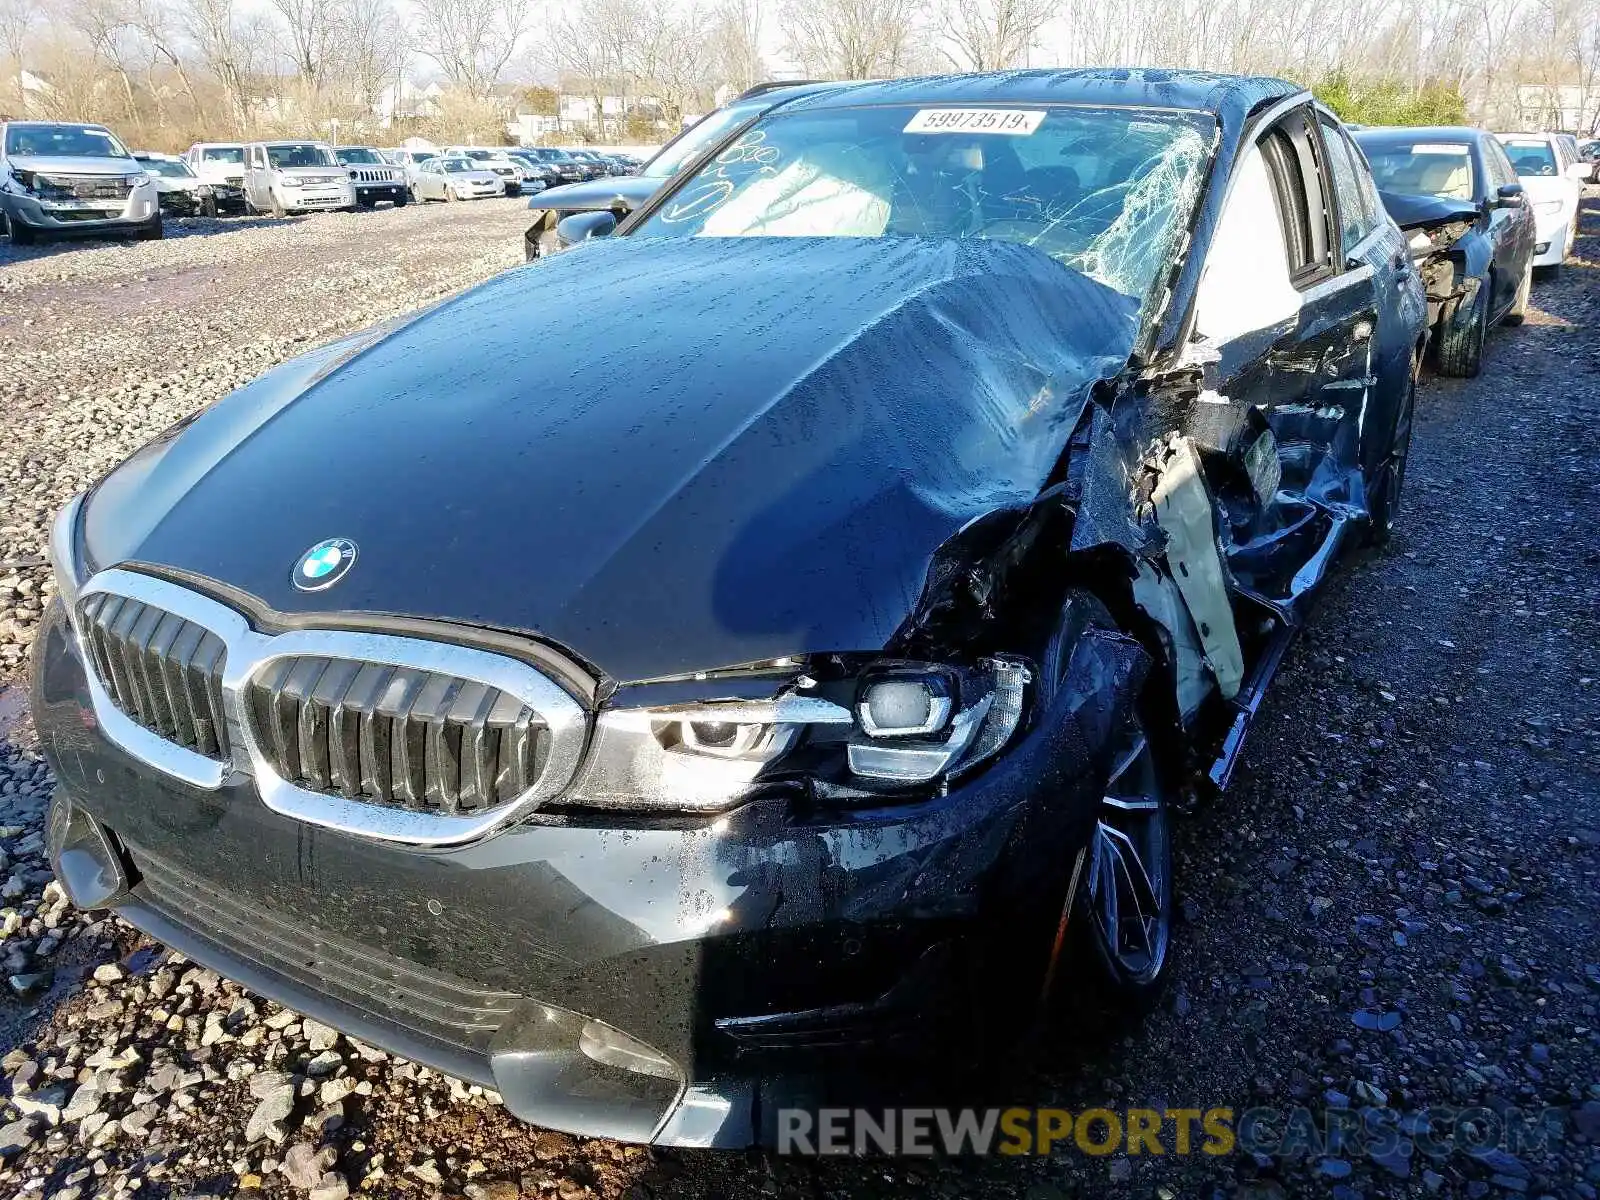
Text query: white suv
183 142 248 192
1 120 160 243
241 140 355 215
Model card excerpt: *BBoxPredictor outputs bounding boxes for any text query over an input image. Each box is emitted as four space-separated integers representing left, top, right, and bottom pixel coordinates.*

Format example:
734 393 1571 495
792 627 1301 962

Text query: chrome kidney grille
71 569 588 846
245 658 547 815
77 592 230 760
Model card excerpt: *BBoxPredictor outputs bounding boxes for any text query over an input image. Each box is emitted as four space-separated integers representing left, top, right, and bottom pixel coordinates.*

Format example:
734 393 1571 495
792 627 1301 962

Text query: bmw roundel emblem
292 538 358 592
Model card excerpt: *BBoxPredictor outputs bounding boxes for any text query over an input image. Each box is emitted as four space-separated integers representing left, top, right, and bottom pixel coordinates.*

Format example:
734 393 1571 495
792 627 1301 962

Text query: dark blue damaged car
33 69 1426 1147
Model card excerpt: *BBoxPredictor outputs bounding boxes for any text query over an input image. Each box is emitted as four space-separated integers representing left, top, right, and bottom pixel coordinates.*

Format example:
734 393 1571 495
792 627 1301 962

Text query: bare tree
938 0 1052 69
780 0 932 77
267 0 338 92
175 0 260 127
337 0 407 107
709 0 762 91
0 0 40 111
413 0 529 100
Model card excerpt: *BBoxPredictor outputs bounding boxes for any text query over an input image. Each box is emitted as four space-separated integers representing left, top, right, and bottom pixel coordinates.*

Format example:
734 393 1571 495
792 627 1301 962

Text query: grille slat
246 658 548 816
78 594 231 762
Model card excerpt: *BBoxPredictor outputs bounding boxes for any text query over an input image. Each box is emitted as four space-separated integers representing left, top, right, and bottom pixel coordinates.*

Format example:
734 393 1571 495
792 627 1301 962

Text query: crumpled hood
7 154 139 176
84 236 1138 682
1379 189 1481 232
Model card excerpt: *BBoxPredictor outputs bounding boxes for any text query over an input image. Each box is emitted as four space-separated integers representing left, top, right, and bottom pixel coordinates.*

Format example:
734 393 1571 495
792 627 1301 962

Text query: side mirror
555 210 616 249
1494 182 1524 207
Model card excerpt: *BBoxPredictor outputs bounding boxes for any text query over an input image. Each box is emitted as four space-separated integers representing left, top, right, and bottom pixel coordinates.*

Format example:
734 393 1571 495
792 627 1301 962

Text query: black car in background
525 81 849 259
37 69 1424 1148
1355 126 1536 377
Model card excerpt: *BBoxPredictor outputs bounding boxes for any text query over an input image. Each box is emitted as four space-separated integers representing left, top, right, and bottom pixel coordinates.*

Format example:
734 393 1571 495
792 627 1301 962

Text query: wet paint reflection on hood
84 235 1140 682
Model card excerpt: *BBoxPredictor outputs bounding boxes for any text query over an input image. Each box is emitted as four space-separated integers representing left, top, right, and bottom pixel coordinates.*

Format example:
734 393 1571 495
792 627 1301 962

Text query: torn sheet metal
1147 435 1244 699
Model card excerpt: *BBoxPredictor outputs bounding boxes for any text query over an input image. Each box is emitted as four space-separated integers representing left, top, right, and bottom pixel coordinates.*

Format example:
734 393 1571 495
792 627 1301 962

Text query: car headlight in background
568 656 1032 811
1534 200 1564 215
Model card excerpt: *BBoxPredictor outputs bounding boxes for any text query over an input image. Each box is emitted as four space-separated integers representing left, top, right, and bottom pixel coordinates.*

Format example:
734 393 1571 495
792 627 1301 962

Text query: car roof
775 68 1300 120
5 119 112 129
1353 126 1486 145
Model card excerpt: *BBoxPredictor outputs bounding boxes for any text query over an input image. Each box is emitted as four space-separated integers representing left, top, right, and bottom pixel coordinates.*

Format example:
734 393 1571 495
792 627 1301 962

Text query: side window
1195 139 1302 343
1318 116 1378 257
1483 139 1513 190
1257 109 1336 284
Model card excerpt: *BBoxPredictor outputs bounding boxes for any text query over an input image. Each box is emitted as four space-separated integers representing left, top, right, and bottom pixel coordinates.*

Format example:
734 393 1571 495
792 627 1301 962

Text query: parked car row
0 119 642 244
1351 124 1586 378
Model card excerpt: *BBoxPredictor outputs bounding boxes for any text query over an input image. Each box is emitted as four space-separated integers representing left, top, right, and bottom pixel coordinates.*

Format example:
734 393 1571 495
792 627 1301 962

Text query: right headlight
565 657 1031 812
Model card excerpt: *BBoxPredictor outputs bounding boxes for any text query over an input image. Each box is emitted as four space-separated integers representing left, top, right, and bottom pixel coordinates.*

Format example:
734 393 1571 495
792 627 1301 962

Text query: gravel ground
0 196 1596 1200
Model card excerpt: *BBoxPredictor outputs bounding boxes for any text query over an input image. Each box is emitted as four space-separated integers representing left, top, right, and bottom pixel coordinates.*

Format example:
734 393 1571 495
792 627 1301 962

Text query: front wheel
1039 591 1174 1008
269 192 286 219
135 214 163 241
1436 284 1487 378
445 185 457 202
200 195 218 218
393 190 408 208
6 213 38 245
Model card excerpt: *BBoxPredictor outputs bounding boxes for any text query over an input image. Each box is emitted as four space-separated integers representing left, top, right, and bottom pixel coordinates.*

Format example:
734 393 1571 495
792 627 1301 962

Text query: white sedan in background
411 156 502 202
1496 131 1586 273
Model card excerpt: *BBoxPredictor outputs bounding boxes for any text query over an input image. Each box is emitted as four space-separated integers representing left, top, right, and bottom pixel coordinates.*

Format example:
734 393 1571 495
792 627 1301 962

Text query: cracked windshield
634 104 1216 300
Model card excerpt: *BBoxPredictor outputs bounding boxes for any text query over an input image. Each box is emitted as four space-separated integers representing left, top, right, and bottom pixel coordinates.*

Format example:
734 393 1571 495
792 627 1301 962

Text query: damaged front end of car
1383 189 1488 345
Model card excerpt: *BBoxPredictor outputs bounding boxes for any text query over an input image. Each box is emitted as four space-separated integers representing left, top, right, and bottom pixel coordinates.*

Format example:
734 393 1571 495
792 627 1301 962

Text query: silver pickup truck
1 120 161 244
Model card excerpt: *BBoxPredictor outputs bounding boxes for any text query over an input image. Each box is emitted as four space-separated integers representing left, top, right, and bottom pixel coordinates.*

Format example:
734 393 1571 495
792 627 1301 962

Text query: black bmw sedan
34 70 1425 1147
1354 126 1537 377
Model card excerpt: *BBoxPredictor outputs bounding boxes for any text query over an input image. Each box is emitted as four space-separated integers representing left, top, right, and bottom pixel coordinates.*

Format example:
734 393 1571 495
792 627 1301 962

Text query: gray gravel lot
0 197 1596 1200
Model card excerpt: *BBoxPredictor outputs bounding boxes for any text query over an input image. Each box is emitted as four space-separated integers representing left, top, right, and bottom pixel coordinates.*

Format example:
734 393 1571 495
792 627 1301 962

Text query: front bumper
355 183 407 204
1 184 158 234
1532 219 1569 266
281 184 355 211
32 596 1126 1146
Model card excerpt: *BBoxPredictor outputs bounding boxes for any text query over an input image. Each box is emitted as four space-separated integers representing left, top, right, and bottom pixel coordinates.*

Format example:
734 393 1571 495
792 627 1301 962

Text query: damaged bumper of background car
34 587 1144 1148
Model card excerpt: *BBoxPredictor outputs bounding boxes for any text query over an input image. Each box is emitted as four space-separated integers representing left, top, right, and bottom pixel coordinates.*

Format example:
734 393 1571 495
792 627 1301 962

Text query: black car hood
528 176 659 213
85 236 1138 682
1379 189 1482 231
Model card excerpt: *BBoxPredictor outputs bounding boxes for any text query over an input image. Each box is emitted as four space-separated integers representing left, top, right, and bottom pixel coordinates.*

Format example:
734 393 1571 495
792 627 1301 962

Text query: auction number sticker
903 108 1047 135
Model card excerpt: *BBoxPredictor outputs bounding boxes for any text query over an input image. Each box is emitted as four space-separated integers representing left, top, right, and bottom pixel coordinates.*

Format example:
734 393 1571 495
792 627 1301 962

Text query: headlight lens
49 493 87 616
126 173 149 187
1534 199 1563 215
567 657 1031 811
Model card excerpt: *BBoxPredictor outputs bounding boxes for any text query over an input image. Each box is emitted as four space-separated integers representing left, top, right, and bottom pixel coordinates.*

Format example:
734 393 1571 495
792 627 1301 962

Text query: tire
1042 591 1174 1009
1436 284 1488 378
269 192 286 219
445 185 457 202
7 214 38 245
1365 372 1415 546
393 190 408 208
1502 261 1531 326
135 214 163 241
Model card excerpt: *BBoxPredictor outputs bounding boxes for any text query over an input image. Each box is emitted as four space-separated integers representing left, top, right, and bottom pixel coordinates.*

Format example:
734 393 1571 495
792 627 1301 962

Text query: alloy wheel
1085 727 1170 986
